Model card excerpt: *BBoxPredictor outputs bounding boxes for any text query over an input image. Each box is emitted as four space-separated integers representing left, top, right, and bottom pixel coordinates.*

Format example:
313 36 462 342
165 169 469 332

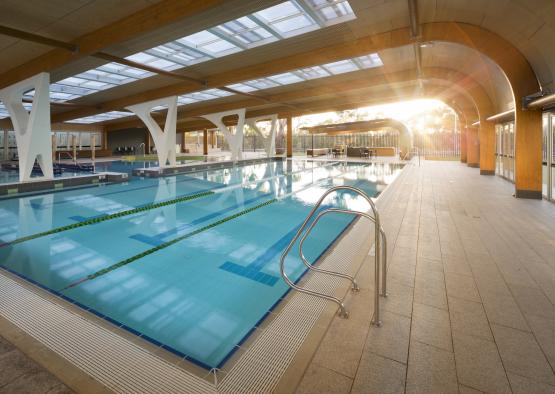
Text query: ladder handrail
296 208 361 292
298 207 388 297
57 151 74 163
279 185 384 326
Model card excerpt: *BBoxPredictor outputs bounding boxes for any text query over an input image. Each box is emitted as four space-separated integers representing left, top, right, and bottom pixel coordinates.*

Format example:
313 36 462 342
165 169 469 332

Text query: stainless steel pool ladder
57 151 74 163
279 185 387 326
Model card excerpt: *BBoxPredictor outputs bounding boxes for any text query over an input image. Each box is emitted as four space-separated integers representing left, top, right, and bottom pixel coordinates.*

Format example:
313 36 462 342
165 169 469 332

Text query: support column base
467 163 479 168
460 158 467 163
480 170 495 175
515 189 542 199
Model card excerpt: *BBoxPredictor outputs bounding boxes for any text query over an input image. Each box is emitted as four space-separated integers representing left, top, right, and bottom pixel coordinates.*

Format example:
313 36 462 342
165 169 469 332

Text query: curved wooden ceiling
0 0 552 130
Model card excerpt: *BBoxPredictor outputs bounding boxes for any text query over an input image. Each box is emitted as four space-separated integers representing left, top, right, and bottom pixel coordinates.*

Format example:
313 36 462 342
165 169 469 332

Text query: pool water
0 158 198 184
0 159 403 369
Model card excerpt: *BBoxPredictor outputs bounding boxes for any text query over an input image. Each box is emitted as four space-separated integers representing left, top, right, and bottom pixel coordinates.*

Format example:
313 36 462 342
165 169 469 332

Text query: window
49 1 355 104
226 52 383 92
70 111 134 124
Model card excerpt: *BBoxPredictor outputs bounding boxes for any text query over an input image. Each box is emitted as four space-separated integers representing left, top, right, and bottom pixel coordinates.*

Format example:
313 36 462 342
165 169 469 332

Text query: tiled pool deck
1 160 554 393
296 160 555 393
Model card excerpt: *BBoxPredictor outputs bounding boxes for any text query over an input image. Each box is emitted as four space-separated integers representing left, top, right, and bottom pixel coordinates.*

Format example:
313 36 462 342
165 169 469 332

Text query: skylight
69 111 134 124
63 53 382 125
0 102 33 119
227 52 383 93
65 89 234 124
43 1 355 104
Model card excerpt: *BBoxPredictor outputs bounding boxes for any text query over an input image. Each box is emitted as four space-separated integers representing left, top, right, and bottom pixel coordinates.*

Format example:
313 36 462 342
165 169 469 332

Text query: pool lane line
26 174 221 210
60 170 371 290
0 190 215 248
61 198 278 290
1 161 344 248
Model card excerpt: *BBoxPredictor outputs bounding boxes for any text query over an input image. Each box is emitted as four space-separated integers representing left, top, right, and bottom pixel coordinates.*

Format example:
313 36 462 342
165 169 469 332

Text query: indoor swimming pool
0 158 200 184
0 159 403 369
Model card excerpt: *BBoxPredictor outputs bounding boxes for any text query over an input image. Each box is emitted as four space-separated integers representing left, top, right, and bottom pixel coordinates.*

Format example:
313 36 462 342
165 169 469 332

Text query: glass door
543 114 549 198
542 112 555 202
494 121 515 183
551 113 555 200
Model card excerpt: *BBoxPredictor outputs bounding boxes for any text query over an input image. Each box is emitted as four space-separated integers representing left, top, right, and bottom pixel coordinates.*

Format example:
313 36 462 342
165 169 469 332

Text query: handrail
137 142 146 156
298 207 388 297
279 185 385 326
57 151 73 162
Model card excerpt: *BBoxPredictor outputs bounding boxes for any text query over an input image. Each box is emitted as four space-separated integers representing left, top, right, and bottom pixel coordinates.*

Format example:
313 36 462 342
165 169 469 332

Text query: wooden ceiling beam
129 82 475 132
52 22 534 124
102 66 488 131
175 91 473 132
0 0 227 89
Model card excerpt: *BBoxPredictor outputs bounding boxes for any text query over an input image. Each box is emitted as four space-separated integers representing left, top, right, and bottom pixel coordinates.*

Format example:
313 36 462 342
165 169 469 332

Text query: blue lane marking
130 192 274 246
219 179 374 286
219 225 300 286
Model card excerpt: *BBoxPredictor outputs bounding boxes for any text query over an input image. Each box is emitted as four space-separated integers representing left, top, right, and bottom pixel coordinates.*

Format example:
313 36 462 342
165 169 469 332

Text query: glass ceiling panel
308 0 354 21
323 59 358 74
63 52 382 124
0 103 33 119
70 111 134 124
227 52 383 91
46 1 355 104
66 89 233 124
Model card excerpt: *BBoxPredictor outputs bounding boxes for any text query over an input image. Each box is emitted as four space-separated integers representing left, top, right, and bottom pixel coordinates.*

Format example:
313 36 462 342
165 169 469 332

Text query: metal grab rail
279 185 386 326
299 207 388 297
57 151 74 162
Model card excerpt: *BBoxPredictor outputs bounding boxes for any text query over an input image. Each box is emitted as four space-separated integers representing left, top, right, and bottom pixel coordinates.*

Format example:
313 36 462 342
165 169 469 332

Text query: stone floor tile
44 384 75 394
507 373 555 394
0 371 68 394
480 291 530 331
458 384 486 394
510 285 555 321
387 268 415 288
526 315 555 371
405 341 458 394
364 311 410 364
0 350 42 387
413 278 448 310
295 364 352 394
351 353 406 394
452 332 511 394
443 254 473 277
311 318 369 378
445 272 481 302
448 296 493 340
411 303 453 352
414 266 444 283
473 271 512 298
491 324 555 386
0 336 14 356
382 279 414 318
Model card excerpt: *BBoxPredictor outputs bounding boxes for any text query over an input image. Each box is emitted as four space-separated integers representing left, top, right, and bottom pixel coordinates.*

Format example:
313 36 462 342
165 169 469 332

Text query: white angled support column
126 96 178 168
246 114 278 157
0 72 53 182
201 108 245 162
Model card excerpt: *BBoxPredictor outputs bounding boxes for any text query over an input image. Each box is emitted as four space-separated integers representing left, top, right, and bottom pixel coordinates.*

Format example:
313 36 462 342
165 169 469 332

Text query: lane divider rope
2 161 342 248
62 198 278 290
1 190 215 248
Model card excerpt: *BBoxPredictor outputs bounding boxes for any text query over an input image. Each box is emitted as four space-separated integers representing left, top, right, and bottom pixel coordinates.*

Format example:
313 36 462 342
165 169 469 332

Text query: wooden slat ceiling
0 0 158 74
1 0 553 130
